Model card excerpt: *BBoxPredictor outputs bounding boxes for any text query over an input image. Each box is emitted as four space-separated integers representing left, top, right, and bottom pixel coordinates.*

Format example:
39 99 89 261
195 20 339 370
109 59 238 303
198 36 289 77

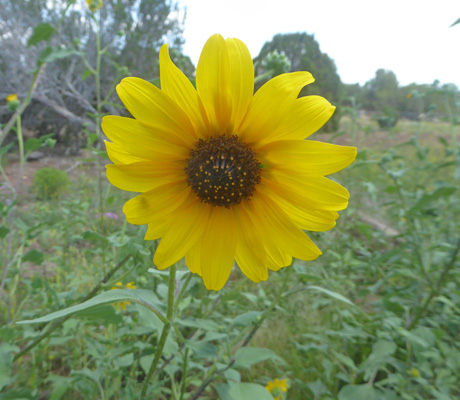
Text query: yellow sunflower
103 34 356 291
86 0 103 12
6 93 18 102
266 378 289 399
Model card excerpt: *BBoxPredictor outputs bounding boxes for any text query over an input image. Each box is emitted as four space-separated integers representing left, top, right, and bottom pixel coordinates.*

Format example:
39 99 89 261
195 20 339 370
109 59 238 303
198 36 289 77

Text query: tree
362 69 401 111
0 0 189 149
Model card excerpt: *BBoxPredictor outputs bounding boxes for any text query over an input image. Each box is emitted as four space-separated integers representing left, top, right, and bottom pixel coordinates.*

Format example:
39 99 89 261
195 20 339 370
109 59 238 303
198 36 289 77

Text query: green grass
1 117 460 399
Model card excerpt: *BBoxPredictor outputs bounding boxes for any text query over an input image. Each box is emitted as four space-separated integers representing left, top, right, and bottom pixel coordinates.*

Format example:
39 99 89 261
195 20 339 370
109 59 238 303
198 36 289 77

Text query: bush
32 167 70 200
376 106 399 129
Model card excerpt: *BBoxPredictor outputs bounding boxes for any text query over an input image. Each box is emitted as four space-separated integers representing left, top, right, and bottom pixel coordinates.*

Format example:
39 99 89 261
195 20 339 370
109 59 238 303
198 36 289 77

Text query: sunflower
103 34 356 290
6 93 18 102
86 0 103 12
266 378 289 400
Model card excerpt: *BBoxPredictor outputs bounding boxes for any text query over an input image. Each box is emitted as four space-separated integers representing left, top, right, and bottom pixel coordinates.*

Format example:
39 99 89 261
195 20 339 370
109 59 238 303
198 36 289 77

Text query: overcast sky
176 0 460 87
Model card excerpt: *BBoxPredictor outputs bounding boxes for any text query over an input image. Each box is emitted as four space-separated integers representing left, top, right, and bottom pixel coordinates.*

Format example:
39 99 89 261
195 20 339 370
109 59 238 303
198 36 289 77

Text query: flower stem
141 265 177 399
190 265 293 400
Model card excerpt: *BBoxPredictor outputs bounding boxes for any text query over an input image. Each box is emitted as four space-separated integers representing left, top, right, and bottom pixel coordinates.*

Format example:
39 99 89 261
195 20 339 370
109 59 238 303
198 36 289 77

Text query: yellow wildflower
103 34 356 291
6 93 18 102
86 0 103 12
111 281 136 310
411 368 420 378
266 378 289 399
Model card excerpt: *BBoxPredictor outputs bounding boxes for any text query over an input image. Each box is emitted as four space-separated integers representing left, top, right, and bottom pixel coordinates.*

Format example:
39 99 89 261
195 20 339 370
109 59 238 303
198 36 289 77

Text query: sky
176 0 460 88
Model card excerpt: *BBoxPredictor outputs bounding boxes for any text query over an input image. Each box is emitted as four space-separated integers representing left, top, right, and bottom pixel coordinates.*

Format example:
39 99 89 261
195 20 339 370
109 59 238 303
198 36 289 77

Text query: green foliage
376 106 399 129
32 167 70 200
27 22 56 47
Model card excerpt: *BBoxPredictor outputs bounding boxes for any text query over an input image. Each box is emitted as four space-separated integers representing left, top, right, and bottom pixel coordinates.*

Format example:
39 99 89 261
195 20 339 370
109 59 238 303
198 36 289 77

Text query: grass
1 116 460 399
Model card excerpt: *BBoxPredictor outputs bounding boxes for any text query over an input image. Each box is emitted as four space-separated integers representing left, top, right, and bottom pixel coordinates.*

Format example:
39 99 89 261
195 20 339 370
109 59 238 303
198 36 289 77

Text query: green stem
141 265 177 399
16 116 24 167
173 272 192 316
408 236 460 329
179 348 189 400
254 70 273 84
380 164 431 286
190 265 293 400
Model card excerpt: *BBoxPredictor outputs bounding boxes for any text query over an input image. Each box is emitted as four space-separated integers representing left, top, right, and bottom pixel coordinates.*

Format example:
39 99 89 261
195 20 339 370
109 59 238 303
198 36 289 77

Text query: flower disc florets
186 135 261 208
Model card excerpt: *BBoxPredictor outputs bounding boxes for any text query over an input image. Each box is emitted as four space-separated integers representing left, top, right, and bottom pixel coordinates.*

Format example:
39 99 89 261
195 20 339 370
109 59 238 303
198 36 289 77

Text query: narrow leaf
17 289 165 324
306 286 355 307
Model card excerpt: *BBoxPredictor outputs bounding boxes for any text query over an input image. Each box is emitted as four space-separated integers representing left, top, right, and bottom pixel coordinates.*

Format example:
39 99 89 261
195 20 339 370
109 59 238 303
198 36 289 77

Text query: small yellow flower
411 368 420 378
111 281 136 310
266 378 289 399
86 0 103 12
6 93 18 102
103 34 356 290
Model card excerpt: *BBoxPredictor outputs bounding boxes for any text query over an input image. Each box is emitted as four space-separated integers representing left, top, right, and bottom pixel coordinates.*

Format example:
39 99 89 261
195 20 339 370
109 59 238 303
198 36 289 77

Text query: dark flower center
185 135 261 208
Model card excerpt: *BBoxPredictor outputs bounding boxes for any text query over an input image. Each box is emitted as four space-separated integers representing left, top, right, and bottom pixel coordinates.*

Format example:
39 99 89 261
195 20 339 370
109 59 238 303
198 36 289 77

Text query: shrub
32 167 70 200
376 106 399 129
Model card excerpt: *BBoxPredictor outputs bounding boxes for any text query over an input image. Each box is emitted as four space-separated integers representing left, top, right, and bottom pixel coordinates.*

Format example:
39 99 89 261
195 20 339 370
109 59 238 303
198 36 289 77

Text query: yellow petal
196 34 231 135
234 205 268 282
145 221 168 240
268 171 350 211
255 96 335 147
154 201 211 269
259 140 357 176
116 77 197 147
238 71 314 143
159 44 210 138
199 208 237 290
106 160 184 192
185 244 202 276
259 180 339 231
225 38 254 133
249 192 322 261
123 181 191 225
102 116 190 162
242 195 296 269
105 141 146 165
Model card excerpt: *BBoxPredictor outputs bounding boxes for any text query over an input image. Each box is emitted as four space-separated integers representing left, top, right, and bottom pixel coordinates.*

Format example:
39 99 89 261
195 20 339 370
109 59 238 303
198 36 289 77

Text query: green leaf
23 249 44 265
215 382 274 400
0 143 13 158
82 230 109 244
39 46 83 64
339 384 382 400
185 340 218 358
24 138 42 154
0 226 9 239
306 286 356 307
28 23 56 47
233 347 285 369
450 17 460 27
0 344 19 391
82 69 94 81
231 311 262 326
177 318 221 331
360 340 397 376
17 289 165 324
113 353 134 368
408 186 458 215
87 133 99 146
78 305 123 324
